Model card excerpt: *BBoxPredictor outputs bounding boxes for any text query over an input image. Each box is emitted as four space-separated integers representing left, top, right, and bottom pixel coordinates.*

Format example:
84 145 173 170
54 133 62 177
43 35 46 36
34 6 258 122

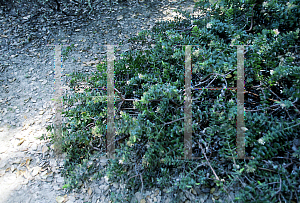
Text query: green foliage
47 0 300 201
62 44 75 61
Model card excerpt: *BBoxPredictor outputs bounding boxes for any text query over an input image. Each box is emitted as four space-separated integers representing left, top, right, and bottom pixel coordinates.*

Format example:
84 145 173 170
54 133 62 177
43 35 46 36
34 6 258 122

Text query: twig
196 140 219 180
134 160 144 195
257 167 276 173
194 73 216 86
126 174 140 183
192 74 219 100
196 140 234 203
85 122 95 130
163 117 184 126
289 185 293 202
245 91 279 102
126 173 144 195
271 156 293 160
283 122 300 131
283 162 293 169
227 141 238 170
116 100 124 115
246 3 256 32
280 192 287 203
92 146 100 151
260 80 297 119
114 87 125 101
274 175 282 196
175 26 193 32
268 87 300 115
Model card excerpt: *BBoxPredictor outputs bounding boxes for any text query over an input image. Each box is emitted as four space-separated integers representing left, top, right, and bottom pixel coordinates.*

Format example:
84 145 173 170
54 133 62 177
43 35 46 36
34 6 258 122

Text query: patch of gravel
0 0 239 202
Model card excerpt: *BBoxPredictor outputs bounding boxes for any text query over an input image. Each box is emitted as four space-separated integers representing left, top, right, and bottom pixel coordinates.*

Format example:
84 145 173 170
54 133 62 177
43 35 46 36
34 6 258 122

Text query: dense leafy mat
46 0 300 202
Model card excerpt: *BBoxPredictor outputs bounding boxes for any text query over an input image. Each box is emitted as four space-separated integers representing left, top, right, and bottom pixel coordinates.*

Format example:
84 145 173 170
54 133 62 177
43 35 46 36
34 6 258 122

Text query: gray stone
196 193 209 203
156 195 161 203
130 196 138 203
94 187 101 194
112 182 119 189
205 196 214 203
164 196 172 203
185 190 195 201
91 195 99 203
179 192 187 202
99 184 110 192
134 191 143 202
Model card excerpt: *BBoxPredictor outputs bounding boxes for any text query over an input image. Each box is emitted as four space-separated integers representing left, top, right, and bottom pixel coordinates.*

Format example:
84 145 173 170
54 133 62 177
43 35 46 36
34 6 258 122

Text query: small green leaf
62 184 70 189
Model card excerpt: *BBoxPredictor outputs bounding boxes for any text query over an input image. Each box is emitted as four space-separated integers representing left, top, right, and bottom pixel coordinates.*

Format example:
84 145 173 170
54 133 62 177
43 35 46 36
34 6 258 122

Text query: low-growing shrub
46 0 300 202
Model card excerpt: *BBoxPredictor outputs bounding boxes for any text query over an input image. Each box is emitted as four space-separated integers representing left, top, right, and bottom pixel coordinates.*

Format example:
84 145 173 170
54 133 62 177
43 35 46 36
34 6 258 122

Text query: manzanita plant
45 0 300 202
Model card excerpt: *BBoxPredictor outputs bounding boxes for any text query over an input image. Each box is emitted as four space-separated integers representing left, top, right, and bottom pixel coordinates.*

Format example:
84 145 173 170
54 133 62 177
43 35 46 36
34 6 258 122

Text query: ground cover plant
46 0 300 202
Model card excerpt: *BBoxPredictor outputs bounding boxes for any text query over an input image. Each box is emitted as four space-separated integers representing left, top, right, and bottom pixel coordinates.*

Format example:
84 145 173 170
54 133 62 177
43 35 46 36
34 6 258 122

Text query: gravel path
0 1 239 202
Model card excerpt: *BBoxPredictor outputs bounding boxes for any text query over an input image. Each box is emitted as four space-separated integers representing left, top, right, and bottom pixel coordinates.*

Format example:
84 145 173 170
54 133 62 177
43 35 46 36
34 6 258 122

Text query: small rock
191 188 197 195
94 187 101 194
117 15 123 20
53 185 61 190
8 78 16 82
31 166 41 176
23 15 30 20
13 158 22 164
154 189 160 196
91 196 98 203
104 175 109 184
202 187 210 193
88 187 92 196
185 190 195 201
31 143 37 151
130 196 137 203
99 184 109 192
46 176 53 182
56 195 67 203
56 176 64 183
68 195 76 202
112 182 119 189
213 195 220 200
197 193 209 203
42 145 48 153
135 191 143 202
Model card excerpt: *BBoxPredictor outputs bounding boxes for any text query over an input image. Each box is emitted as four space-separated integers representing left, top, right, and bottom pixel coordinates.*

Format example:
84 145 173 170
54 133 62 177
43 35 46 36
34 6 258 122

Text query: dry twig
196 140 234 203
